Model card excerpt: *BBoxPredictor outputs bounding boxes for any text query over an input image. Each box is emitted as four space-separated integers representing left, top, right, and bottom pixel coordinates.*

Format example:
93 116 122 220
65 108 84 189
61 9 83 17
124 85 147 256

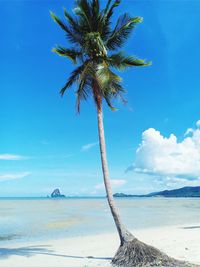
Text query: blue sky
1 0 200 197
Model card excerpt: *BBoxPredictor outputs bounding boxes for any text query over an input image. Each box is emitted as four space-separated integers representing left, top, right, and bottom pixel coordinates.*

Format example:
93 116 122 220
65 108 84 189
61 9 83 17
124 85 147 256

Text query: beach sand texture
0 225 199 267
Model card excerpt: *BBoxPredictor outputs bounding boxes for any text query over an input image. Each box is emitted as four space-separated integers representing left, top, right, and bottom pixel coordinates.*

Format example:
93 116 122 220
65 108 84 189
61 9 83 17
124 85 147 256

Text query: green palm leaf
74 0 92 31
52 46 82 63
107 52 151 70
60 63 87 96
105 0 121 20
64 9 81 34
106 14 142 50
50 11 81 44
101 0 120 39
76 61 94 112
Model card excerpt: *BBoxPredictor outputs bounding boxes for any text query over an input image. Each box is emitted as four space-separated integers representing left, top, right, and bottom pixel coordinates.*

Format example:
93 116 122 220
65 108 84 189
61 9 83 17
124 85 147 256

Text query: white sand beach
0 224 199 267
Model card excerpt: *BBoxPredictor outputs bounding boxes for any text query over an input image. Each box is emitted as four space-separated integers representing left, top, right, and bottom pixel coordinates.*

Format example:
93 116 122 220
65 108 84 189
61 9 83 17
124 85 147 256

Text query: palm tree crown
51 0 150 112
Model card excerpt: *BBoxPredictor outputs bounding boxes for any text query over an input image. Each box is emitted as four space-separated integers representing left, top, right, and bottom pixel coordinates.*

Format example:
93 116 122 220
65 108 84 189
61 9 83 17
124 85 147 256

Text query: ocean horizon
0 196 106 200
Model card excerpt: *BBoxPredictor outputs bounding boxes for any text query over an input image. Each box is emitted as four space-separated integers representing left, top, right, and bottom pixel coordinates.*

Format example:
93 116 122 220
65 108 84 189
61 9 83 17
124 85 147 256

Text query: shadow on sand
0 245 112 261
181 226 200 230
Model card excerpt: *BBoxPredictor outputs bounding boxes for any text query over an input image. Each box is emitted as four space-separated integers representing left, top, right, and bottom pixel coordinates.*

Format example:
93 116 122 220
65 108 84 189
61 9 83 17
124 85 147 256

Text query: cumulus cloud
81 142 98 152
0 172 31 182
133 121 200 180
95 179 126 190
0 154 28 160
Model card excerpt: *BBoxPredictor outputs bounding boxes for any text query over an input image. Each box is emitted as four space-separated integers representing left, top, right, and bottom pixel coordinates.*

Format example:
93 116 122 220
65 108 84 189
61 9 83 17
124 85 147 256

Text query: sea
0 197 200 244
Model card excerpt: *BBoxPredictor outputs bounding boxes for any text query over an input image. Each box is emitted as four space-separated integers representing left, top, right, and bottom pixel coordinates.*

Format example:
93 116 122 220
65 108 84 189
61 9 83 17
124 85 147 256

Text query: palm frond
64 8 81 33
91 0 102 32
104 0 112 15
96 64 121 89
52 46 82 63
104 95 115 110
105 0 121 20
95 64 121 110
76 78 89 113
100 0 121 40
60 63 89 96
50 11 81 44
110 80 125 94
107 52 151 70
106 14 142 50
103 82 122 110
74 0 92 30
76 77 93 113
92 0 100 17
76 61 94 112
98 13 110 39
102 79 126 110
94 62 128 110
110 81 126 101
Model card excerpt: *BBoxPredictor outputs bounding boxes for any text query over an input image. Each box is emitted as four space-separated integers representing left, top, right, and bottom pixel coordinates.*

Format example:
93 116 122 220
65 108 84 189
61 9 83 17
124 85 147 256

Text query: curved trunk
97 105 134 245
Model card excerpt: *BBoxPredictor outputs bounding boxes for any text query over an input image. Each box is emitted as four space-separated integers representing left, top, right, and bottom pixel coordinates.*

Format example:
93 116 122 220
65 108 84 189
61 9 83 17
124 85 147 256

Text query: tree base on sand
112 237 199 267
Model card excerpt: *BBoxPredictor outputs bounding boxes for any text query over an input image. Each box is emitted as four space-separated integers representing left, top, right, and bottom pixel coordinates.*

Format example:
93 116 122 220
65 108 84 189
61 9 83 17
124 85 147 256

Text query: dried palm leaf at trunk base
112 237 199 267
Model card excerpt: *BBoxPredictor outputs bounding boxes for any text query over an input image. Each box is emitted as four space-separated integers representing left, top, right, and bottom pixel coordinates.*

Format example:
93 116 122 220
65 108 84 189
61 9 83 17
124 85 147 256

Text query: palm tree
50 1 197 266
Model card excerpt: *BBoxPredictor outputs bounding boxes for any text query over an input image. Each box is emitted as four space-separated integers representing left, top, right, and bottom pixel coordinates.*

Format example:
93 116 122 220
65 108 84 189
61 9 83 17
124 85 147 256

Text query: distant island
114 186 200 198
51 189 66 198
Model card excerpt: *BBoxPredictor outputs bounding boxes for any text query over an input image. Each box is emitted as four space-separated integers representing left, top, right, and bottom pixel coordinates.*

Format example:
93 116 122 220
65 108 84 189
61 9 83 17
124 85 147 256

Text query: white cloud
0 154 27 160
81 142 98 152
0 172 31 182
95 179 126 190
133 120 200 180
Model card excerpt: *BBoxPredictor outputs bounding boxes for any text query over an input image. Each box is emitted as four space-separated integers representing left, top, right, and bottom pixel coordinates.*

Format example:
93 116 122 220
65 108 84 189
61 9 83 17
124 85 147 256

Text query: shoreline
0 224 199 267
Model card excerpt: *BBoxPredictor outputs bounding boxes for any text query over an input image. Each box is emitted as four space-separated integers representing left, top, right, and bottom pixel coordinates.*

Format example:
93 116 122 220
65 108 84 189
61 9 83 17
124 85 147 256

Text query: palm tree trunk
97 105 134 245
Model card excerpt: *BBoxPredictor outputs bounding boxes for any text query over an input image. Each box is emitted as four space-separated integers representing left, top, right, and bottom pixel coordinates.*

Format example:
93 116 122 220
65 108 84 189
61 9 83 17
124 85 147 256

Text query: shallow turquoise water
0 197 200 244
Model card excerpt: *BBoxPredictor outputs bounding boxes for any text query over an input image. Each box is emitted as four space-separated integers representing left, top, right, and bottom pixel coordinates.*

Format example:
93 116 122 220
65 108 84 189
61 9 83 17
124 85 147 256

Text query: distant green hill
114 186 200 198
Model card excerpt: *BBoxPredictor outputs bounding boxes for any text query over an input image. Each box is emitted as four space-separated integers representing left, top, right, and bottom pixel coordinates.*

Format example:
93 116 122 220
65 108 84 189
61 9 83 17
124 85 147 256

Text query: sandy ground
0 224 200 267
